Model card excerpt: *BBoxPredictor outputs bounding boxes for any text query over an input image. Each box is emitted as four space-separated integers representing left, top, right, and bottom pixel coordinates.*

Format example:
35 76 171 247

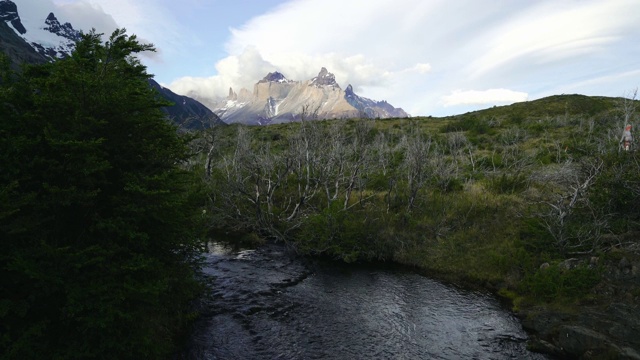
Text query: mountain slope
0 0 79 60
0 0 222 130
208 67 409 125
0 20 47 70
345 84 409 119
149 79 225 130
0 1 47 69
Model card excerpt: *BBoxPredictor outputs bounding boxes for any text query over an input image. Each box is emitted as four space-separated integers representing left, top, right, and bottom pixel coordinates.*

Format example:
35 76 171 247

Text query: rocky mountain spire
258 71 290 83
1 1 80 60
311 67 339 88
210 68 408 124
44 12 81 42
343 83 407 118
345 84 355 97
227 87 237 101
0 0 26 34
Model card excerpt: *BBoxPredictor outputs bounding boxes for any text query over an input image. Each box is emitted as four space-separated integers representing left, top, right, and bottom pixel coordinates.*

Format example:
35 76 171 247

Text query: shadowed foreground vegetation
198 92 639 316
1 31 205 359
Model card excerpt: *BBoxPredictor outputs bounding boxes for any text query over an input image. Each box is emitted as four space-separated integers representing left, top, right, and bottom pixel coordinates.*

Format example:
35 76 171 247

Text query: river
183 242 549 359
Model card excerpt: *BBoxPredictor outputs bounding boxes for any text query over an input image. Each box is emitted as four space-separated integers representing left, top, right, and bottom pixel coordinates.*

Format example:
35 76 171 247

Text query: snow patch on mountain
258 71 292 84
310 67 339 88
0 0 25 34
208 67 409 125
1 1 80 60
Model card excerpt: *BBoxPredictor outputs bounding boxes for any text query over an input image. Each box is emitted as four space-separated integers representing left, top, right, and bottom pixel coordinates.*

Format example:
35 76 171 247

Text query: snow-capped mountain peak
1 0 80 60
206 68 408 125
258 71 291 84
44 12 81 42
0 0 223 130
0 0 25 34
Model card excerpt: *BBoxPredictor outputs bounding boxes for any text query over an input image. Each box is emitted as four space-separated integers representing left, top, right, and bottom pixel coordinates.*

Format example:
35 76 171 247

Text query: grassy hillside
197 93 639 308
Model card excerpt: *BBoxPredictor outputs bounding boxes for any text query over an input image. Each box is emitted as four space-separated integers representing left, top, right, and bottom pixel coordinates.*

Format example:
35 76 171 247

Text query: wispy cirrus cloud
467 1 637 79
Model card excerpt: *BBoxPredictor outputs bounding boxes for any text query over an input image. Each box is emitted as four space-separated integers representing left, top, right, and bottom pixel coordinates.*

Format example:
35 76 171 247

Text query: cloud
540 69 640 100
467 0 639 79
206 0 639 116
225 0 439 78
165 0 571 113
408 63 432 75
55 0 633 117
167 46 270 98
441 89 529 107
167 46 401 99
49 0 194 63
52 1 119 35
168 0 439 103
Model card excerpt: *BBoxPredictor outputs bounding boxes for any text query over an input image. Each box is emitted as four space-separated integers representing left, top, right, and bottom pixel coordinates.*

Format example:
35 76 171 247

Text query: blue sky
24 0 640 116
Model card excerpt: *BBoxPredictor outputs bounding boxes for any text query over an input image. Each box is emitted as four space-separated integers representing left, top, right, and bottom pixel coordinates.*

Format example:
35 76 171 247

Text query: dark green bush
440 115 494 136
521 264 600 301
487 173 529 194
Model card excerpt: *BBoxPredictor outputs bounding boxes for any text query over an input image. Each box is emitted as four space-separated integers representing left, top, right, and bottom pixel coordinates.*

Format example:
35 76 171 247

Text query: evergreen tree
0 29 204 359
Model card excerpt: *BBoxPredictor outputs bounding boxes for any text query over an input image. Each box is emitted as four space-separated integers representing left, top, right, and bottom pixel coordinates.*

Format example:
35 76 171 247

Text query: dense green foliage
199 93 638 306
0 30 204 359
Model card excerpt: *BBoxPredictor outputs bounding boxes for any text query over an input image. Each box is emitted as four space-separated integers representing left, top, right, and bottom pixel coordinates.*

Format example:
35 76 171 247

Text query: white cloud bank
21 0 120 38
33 0 640 116
168 0 640 116
442 89 529 107
167 47 430 99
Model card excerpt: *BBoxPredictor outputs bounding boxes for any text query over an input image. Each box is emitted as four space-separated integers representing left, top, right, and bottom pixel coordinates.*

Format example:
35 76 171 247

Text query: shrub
520 264 600 301
487 173 529 194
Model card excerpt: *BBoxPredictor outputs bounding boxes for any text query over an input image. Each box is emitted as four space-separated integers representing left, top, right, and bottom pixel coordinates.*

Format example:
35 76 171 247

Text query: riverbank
394 246 640 359
516 251 640 359
223 235 637 359
213 214 640 359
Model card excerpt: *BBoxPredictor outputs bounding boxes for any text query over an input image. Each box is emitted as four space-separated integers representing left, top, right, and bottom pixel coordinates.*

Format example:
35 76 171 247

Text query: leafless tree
342 120 373 209
499 126 527 146
430 143 460 191
372 132 392 176
499 144 534 173
285 120 322 220
447 131 468 161
538 158 606 253
211 126 259 231
620 88 637 125
299 103 322 121
402 130 433 210
317 121 348 208
371 131 399 211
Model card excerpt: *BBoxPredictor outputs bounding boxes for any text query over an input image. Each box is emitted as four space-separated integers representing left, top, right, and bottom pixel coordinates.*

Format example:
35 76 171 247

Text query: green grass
199 93 639 310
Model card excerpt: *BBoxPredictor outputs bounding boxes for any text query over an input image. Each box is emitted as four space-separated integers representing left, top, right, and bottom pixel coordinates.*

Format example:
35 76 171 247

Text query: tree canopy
0 29 204 359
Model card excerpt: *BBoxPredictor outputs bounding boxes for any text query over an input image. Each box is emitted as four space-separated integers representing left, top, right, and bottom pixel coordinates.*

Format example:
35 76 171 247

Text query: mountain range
0 0 222 130
1 0 408 126
202 67 409 125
